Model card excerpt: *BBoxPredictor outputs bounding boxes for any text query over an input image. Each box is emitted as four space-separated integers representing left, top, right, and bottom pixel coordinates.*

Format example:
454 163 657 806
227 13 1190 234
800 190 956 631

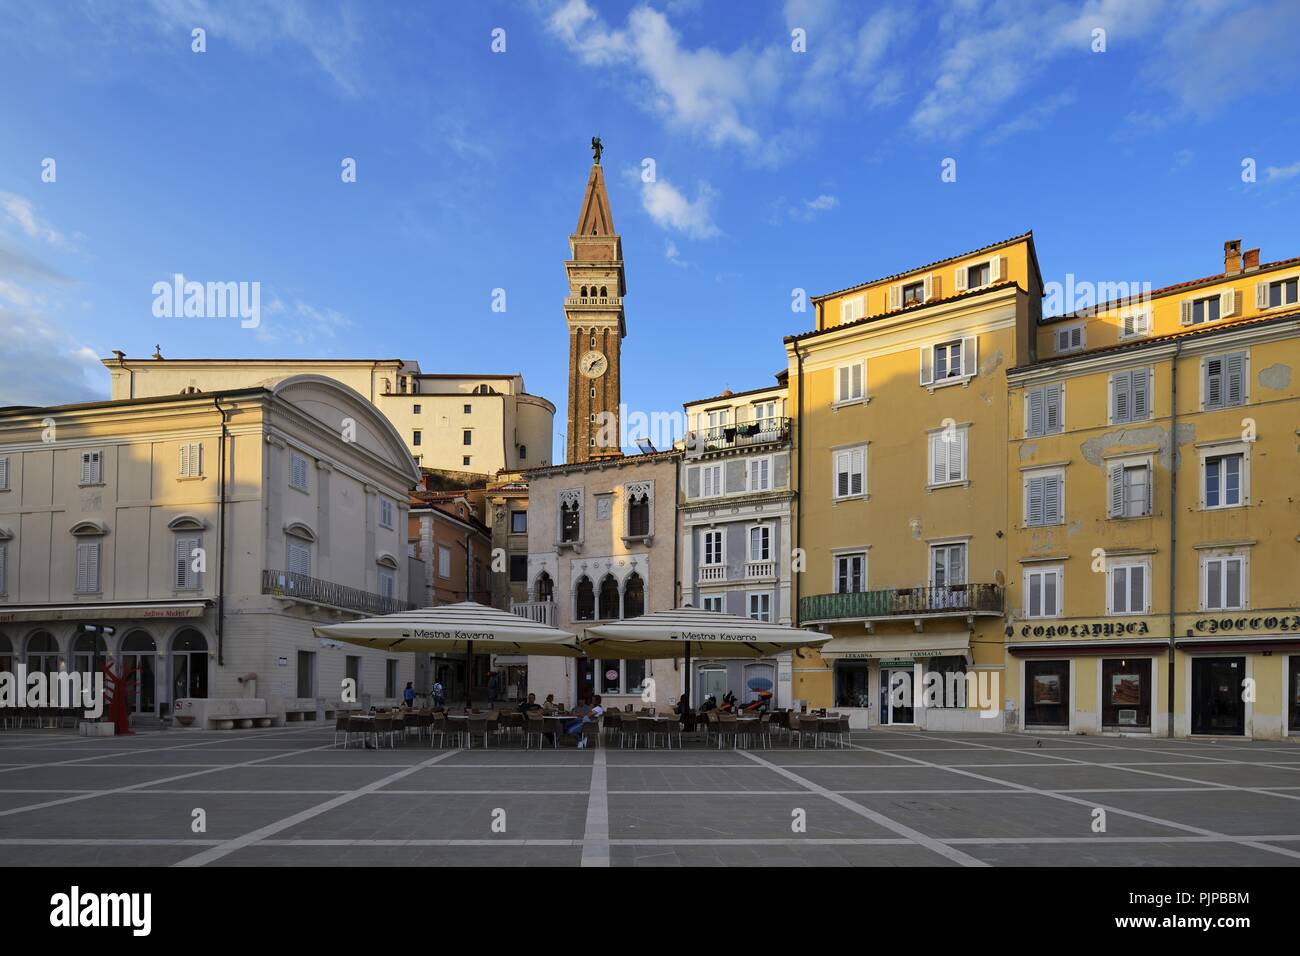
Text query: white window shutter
852 447 865 495
1027 389 1044 437
923 274 936 301
1108 465 1123 517
989 255 1004 282
919 346 934 386
837 366 849 403
1255 281 1269 309
1180 300 1193 325
930 434 945 485
961 336 978 377
853 362 863 399
954 266 967 293
889 285 901 311
1220 288 1236 317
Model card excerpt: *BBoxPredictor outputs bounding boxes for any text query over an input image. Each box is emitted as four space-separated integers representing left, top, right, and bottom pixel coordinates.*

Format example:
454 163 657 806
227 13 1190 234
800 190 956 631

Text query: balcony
686 418 791 455
698 565 727 583
564 295 622 309
800 584 1003 627
511 600 556 626
744 560 776 579
262 569 415 616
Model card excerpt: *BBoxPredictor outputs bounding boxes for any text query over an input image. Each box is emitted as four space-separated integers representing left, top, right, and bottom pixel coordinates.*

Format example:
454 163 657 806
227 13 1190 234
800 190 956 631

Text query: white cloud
255 295 352 345
984 91 1076 145
0 303 105 406
0 192 66 246
638 177 720 239
1264 160 1300 182
664 239 689 267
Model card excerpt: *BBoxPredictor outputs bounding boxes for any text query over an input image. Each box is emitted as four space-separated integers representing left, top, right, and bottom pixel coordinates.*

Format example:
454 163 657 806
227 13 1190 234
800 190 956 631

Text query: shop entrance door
1191 657 1245 736
879 666 914 724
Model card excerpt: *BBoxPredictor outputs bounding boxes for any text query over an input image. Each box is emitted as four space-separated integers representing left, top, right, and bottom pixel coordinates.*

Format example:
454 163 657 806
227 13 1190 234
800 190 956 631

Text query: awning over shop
1175 635 1300 654
0 602 209 624
1008 638 1168 657
818 633 970 662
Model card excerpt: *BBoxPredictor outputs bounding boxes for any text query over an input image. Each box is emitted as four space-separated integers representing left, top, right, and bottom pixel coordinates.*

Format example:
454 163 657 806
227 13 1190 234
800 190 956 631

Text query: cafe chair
581 720 601 749
525 715 546 750
333 713 351 748
465 715 489 749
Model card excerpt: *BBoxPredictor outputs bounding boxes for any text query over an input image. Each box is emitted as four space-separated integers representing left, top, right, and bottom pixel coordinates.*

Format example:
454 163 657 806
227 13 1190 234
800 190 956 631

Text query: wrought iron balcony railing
800 584 1003 624
262 570 415 616
685 417 791 454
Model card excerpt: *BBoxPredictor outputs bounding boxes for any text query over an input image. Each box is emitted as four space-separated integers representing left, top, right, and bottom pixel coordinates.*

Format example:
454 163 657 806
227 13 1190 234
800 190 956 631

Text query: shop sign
1193 615 1300 635
1017 620 1150 639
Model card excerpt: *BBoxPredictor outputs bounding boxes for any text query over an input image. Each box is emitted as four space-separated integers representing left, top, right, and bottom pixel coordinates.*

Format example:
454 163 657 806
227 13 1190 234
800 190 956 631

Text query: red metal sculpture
100 661 138 736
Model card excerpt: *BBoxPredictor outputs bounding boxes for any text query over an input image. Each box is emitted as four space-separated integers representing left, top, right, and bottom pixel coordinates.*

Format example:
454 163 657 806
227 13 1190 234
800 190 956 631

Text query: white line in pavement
580 747 609 867
737 750 988 867
170 748 464 867
859 732 1300 862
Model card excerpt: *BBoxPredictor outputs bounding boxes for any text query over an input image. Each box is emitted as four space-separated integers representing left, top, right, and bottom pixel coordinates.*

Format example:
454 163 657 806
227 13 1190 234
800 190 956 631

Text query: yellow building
1006 240 1300 739
786 233 1045 730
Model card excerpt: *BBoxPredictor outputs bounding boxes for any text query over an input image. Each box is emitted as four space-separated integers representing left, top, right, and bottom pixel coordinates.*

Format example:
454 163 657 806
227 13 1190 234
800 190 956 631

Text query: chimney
1223 239 1242 275
1243 248 1260 271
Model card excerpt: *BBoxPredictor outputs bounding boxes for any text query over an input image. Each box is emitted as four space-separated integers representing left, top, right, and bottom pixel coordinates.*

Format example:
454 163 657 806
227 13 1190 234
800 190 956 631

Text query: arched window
623 572 645 619
0 632 11 674
120 631 157 716
171 628 209 701
600 286 608 298
626 490 650 537
575 576 595 621
560 500 581 543
580 286 588 297
25 631 60 676
73 632 109 676
598 574 620 620
535 570 554 603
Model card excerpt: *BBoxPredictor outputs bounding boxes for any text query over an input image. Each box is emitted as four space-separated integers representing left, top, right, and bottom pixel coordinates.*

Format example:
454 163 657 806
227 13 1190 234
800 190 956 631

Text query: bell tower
565 137 626 463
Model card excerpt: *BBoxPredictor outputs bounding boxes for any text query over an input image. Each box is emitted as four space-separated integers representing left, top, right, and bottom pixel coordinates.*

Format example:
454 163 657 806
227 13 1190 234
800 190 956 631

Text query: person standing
403 682 415 708
486 671 499 709
432 677 445 709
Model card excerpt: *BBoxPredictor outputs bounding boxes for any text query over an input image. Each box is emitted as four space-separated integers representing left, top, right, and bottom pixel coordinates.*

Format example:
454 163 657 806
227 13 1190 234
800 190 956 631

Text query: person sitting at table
721 691 738 713
699 695 717 713
566 695 604 749
519 693 542 715
542 694 557 715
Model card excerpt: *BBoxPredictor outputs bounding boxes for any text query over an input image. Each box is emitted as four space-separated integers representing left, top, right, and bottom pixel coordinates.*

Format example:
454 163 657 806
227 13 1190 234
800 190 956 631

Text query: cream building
518 452 682 709
0 376 421 723
103 354 555 475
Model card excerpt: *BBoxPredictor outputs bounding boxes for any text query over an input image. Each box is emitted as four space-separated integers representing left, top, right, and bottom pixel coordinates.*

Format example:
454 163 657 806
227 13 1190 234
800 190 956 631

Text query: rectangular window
379 499 394 529
463 456 471 467
1119 310 1150 339
1024 473 1063 526
934 340 962 379
510 511 527 534
289 452 309 490
930 543 966 588
752 401 777 427
1107 461 1152 518
0 541 7 595
463 430 472 446
901 280 925 307
835 552 865 593
1025 384 1063 437
75 541 101 593
178 442 203 478
966 262 990 289
1110 368 1151 424
1204 453 1243 508
412 431 422 447
378 568 396 599
80 450 103 485
174 536 201 590
296 651 315 698
1055 325 1085 354
1265 277 1299 309
839 295 865 324
1189 293 1222 325
701 464 723 498
702 530 724 566
509 554 528 583
438 545 451 579
1202 555 1246 610
1024 567 1062 618
835 362 864 404
345 656 360 692
747 593 772 622
1108 563 1148 614
463 404 472 414
286 538 311 577
701 595 723 613
412 404 421 414
749 526 771 562
386 660 398 700
919 337 976 385
748 457 771 492
928 428 967 485
1203 353 1246 409
833 446 865 499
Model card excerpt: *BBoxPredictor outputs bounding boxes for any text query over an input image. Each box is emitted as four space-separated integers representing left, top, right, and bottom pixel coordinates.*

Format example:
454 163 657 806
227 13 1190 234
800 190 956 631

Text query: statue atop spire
591 135 603 165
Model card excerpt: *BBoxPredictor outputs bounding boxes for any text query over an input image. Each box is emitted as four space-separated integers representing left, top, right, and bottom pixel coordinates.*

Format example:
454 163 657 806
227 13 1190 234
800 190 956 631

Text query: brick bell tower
565 137 626 463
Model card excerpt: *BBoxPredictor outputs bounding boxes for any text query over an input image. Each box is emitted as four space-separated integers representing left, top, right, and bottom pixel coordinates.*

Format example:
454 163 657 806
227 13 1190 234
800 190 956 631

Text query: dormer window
901 281 925 307
966 262 991 289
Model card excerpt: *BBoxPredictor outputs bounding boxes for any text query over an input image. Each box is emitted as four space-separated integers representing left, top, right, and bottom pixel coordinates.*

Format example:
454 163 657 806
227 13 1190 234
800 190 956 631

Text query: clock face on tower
579 350 608 378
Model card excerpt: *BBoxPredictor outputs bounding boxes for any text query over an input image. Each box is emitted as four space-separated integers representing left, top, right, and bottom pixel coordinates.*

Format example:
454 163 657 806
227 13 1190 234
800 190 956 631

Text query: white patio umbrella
313 601 580 708
581 606 829 717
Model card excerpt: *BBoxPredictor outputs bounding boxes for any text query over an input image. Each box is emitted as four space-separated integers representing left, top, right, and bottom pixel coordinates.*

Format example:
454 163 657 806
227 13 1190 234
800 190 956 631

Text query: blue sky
2 0 1298 462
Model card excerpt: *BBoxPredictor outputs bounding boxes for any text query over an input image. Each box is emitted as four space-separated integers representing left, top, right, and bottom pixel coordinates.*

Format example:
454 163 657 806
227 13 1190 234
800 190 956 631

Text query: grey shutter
919 346 933 386
961 336 978 376
686 466 700 498
1132 368 1149 419
837 366 850 402
772 452 789 489
0 456 8 489
1026 477 1044 525
1111 374 1128 423
0 542 6 594
76 541 99 593
1044 475 1061 524
1027 389 1044 438
1045 384 1062 433
1108 465 1123 517
1225 353 1244 406
724 459 746 493
1205 357 1223 408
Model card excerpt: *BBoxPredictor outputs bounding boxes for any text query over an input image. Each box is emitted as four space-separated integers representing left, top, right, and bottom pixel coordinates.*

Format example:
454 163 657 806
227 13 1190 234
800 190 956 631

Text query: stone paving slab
607 792 898 840
273 792 590 841
1088 790 1300 837
211 843 586 867
610 841 955 867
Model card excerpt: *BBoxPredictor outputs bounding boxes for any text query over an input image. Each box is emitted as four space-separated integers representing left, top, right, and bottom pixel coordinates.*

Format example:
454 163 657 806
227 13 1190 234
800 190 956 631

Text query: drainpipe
1167 341 1182 738
213 397 230 668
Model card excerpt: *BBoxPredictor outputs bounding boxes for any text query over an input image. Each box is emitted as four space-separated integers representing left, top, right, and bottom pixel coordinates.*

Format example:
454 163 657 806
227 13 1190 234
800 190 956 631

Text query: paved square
1 725 1298 867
